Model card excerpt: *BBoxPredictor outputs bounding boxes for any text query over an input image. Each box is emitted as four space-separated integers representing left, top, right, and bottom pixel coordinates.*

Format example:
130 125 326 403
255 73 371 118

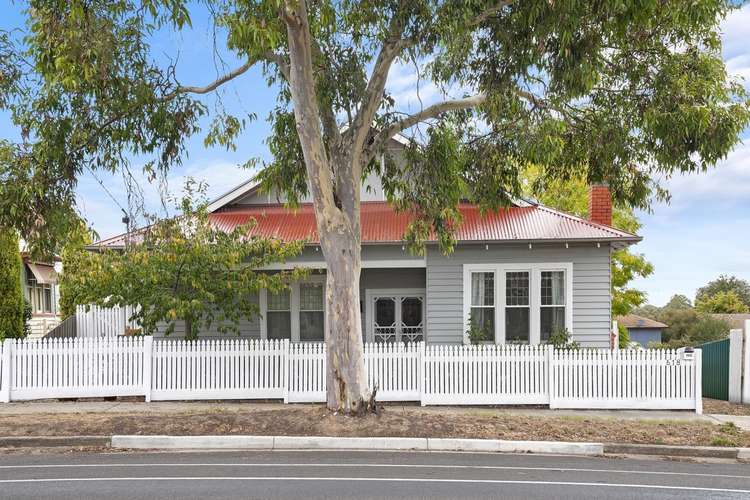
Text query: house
91 164 640 348
616 314 668 347
711 314 750 331
20 252 62 337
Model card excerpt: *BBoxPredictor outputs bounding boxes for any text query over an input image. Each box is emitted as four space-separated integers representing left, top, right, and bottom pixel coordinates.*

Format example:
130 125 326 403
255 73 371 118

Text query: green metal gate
698 338 729 401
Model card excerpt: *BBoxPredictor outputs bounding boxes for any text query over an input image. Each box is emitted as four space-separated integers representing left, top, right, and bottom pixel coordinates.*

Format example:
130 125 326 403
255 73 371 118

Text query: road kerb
603 443 739 459
428 438 603 455
111 435 274 450
0 436 111 448
273 436 428 451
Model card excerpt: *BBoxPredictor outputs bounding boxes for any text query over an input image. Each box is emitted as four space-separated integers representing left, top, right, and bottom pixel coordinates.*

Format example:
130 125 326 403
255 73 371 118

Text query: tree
665 294 693 310
523 168 653 315
61 189 305 339
0 230 25 339
58 221 95 318
2 1 748 412
696 275 750 309
695 290 748 314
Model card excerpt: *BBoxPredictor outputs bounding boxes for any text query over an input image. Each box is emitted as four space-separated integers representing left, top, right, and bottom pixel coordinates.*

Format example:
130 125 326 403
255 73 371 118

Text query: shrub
618 322 630 349
0 230 25 339
466 313 491 344
546 328 580 349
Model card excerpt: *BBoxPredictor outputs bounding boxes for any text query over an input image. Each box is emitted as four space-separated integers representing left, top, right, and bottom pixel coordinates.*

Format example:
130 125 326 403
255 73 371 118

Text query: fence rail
0 338 702 412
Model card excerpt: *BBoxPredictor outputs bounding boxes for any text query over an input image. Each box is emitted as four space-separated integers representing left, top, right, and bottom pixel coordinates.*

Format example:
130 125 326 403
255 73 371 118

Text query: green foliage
695 290 749 314
466 313 491 345
618 322 631 349
0 0 747 258
58 221 95 318
22 299 32 337
0 230 25 339
62 184 305 340
522 166 654 316
649 307 730 348
546 328 580 350
665 294 693 310
696 275 750 309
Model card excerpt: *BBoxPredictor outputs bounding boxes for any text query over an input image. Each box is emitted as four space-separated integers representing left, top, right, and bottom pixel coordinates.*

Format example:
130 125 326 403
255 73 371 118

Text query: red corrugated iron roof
90 201 639 249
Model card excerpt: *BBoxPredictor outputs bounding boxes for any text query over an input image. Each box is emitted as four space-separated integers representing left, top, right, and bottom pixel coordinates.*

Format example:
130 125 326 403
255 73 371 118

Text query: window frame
464 269 497 344
298 281 326 342
539 269 568 342
503 269 532 344
260 275 327 342
463 263 573 345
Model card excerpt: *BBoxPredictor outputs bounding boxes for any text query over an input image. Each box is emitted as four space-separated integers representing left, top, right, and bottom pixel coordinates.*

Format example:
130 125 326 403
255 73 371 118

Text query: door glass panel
374 297 397 342
401 297 423 343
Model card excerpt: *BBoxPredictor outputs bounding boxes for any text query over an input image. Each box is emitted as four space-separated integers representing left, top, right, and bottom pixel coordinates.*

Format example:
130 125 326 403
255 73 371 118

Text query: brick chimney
588 183 612 226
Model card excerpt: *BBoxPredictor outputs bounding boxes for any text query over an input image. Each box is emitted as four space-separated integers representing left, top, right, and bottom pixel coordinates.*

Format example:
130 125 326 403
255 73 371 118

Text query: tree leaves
58 187 305 339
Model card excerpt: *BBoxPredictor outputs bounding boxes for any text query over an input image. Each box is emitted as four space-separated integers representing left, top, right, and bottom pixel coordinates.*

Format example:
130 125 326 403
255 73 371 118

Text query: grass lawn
0 403 748 449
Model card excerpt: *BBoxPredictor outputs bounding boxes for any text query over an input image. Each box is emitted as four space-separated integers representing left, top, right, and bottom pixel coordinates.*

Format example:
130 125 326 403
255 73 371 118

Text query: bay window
464 263 572 345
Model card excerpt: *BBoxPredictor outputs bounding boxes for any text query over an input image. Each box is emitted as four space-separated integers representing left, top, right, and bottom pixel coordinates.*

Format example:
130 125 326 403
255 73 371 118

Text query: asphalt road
0 450 748 499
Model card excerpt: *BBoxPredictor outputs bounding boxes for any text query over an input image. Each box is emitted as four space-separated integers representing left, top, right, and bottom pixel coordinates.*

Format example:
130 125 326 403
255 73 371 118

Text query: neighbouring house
711 314 750 331
616 314 668 347
20 253 62 338
89 145 640 348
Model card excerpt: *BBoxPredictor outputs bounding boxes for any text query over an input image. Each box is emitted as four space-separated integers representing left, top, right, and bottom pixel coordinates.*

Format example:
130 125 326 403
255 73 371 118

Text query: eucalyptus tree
1 0 748 412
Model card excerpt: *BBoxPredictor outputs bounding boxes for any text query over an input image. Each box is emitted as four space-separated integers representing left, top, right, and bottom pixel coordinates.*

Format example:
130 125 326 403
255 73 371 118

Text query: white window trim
260 275 327 342
463 263 573 345
364 288 426 343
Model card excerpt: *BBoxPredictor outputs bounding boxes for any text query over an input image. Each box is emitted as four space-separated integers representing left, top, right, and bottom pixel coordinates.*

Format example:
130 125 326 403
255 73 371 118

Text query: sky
1 3 749 307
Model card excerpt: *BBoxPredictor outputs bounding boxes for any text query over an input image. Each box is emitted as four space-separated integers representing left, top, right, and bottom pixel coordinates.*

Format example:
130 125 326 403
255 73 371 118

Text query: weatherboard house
92 160 639 348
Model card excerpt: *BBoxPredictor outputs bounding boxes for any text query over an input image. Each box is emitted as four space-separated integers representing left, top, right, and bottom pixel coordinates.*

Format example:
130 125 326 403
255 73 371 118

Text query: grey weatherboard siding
154 242 612 348
425 243 612 348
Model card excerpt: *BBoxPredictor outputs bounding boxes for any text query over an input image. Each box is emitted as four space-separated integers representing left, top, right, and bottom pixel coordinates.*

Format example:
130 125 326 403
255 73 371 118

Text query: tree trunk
283 0 373 413
321 228 372 414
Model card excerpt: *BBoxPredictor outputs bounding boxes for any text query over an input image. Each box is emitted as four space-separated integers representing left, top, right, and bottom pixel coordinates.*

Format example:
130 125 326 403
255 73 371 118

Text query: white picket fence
0 338 702 412
75 304 139 338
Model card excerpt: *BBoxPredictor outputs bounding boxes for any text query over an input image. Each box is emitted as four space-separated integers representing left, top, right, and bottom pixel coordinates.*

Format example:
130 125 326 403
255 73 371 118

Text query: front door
368 290 425 343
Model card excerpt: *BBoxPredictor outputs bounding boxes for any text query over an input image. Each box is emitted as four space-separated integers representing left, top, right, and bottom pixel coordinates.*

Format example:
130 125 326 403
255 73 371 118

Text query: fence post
547 344 556 409
0 339 12 403
143 335 153 402
695 348 703 414
283 339 290 404
729 329 743 403
743 320 750 405
419 341 425 406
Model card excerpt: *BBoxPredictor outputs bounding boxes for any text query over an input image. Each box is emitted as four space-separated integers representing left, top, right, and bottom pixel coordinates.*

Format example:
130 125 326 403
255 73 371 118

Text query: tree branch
172 60 256 96
348 14 410 162
371 94 487 152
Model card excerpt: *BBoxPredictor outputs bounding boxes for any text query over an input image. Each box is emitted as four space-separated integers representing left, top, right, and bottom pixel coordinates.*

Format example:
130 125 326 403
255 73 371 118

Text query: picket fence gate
0 338 702 412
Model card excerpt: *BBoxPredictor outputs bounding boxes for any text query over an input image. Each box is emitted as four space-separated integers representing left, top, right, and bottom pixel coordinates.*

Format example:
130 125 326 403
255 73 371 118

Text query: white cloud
653 141 750 212
721 4 750 61
726 53 750 85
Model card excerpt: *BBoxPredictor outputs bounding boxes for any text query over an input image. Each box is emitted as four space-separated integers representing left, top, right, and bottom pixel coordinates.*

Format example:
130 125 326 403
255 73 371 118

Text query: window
464 263 572 345
262 280 327 342
26 277 53 314
470 272 495 342
540 270 566 341
266 289 291 340
505 271 530 344
299 283 325 341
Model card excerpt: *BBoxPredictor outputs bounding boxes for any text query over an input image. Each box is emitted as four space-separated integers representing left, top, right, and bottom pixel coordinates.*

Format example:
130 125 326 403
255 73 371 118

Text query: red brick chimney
588 183 612 226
